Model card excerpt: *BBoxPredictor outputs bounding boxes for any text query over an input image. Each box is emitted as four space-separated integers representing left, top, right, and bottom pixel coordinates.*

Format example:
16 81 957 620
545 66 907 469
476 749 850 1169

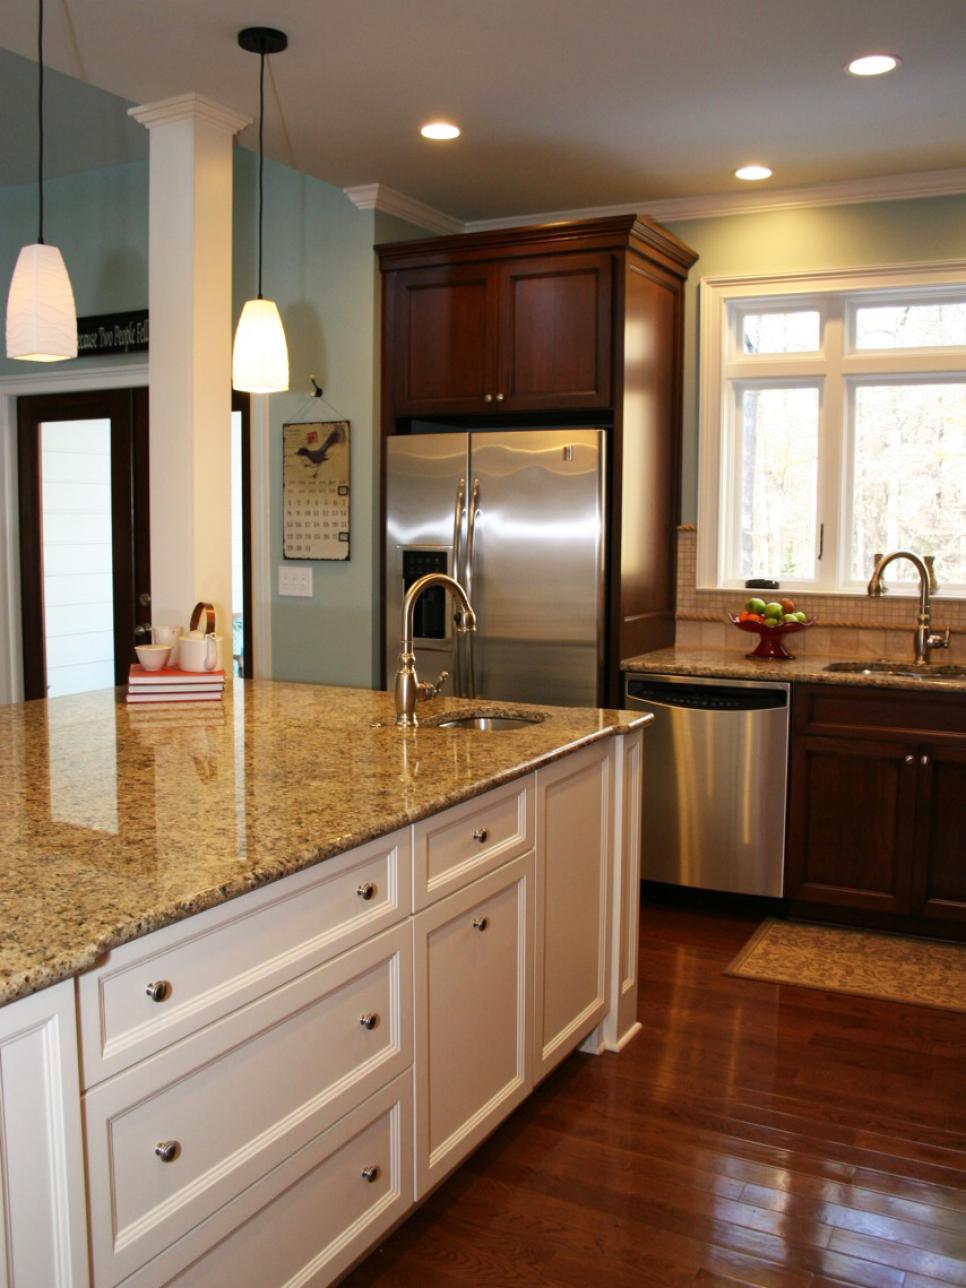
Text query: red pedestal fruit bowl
727 613 816 660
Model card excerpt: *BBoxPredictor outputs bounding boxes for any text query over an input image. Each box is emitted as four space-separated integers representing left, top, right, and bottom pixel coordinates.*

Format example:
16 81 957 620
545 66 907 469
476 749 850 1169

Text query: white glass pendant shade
6 242 77 361
232 297 289 393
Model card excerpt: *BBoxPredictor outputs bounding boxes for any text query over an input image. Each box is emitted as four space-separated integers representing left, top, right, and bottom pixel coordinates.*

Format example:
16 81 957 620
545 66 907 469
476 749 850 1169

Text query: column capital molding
129 94 250 135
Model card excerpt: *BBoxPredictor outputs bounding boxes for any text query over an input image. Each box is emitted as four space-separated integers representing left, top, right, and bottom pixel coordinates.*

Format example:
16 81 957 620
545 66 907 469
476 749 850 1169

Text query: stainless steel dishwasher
625 673 790 896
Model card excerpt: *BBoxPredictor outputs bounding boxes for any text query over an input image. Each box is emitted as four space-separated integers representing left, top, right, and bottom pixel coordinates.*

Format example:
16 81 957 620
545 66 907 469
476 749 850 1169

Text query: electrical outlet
278 565 313 597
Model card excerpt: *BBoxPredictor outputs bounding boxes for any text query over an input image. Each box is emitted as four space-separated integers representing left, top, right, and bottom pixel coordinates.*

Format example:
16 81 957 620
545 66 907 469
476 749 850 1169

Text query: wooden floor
346 898 966 1287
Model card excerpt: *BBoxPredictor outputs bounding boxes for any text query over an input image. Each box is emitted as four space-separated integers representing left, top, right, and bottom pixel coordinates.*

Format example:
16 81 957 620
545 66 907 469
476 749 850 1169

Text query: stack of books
126 664 226 705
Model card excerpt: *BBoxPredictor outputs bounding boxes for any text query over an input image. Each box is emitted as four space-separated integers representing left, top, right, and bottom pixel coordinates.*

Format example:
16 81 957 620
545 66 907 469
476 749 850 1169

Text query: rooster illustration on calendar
283 420 350 560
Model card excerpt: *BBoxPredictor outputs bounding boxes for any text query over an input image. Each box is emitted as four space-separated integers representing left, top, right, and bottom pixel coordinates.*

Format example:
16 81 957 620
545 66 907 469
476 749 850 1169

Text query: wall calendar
282 421 350 560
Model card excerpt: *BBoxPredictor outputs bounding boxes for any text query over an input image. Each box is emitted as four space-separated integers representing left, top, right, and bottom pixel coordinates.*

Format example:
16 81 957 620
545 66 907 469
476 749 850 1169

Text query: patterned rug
725 918 966 1013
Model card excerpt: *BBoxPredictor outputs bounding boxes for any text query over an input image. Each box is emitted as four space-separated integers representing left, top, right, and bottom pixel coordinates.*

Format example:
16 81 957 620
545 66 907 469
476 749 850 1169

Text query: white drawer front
85 923 412 1285
79 828 411 1086
413 776 533 909
122 1071 413 1288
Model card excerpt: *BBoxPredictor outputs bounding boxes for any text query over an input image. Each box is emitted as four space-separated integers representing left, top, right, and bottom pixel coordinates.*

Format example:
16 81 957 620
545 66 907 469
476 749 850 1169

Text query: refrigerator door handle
462 477 480 698
452 476 466 696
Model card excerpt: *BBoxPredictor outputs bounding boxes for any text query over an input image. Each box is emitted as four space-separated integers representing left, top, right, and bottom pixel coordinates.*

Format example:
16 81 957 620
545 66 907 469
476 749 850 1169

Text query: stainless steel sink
825 661 966 679
433 714 545 731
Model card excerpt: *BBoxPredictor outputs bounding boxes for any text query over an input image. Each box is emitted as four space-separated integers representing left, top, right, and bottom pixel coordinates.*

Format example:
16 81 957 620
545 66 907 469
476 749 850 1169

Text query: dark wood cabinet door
496 253 612 410
912 743 966 924
387 263 498 415
786 734 918 914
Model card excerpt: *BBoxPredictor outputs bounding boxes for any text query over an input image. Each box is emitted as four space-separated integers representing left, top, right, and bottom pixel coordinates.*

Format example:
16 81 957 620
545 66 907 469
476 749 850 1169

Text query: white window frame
697 260 966 594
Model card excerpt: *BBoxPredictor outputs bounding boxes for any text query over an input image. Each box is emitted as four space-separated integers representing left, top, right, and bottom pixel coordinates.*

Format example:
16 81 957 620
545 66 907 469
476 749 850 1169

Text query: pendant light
5 0 77 362
232 27 289 394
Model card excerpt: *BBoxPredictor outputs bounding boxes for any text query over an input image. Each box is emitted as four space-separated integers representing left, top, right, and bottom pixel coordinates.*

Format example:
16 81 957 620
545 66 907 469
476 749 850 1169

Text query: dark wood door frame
17 387 150 700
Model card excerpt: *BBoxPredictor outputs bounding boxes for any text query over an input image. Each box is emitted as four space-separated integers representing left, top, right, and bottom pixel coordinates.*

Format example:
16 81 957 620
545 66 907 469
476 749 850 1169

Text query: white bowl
135 644 172 672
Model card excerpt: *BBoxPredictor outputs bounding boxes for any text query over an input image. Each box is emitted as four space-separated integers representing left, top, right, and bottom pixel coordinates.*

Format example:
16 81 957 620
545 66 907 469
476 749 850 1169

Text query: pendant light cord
37 0 45 244
257 48 265 300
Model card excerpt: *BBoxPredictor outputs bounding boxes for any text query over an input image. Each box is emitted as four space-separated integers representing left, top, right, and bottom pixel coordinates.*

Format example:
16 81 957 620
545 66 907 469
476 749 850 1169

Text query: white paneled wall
41 418 115 696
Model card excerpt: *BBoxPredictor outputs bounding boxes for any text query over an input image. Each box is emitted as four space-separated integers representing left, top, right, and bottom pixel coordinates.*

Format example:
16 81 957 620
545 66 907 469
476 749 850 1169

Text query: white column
129 95 249 660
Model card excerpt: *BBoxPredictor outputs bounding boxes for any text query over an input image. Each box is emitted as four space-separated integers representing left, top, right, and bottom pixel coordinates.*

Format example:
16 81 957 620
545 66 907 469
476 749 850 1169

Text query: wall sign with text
76 310 148 357
282 421 350 561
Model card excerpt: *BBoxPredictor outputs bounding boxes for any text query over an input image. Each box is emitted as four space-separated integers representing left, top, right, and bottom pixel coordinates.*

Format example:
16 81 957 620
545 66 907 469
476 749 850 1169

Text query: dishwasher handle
626 679 787 711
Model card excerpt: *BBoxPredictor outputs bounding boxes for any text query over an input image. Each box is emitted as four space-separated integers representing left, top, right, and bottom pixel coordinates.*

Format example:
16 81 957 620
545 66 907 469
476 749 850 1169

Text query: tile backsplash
675 526 966 664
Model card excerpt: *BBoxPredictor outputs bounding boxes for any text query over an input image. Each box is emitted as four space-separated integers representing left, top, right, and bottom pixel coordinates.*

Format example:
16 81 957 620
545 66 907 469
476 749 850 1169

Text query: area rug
725 918 966 1014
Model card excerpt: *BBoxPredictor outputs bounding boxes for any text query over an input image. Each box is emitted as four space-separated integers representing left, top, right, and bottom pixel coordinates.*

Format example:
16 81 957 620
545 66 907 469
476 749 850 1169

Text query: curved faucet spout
396 573 476 726
867 549 950 665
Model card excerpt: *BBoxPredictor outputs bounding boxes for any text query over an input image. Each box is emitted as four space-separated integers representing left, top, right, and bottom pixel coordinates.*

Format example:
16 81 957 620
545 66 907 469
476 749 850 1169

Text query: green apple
763 602 784 618
782 613 799 624
746 597 766 614
794 611 807 623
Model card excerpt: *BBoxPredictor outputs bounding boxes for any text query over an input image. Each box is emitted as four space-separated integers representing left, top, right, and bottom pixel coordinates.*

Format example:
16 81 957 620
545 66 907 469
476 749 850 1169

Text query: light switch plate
278 565 313 597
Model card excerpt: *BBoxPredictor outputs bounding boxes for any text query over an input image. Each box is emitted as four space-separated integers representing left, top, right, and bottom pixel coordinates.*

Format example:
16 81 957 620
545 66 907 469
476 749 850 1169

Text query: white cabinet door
0 980 88 1287
414 852 534 1199
534 740 613 1079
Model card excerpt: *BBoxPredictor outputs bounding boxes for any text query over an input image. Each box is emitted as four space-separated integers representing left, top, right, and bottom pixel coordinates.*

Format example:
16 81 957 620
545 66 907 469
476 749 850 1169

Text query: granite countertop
621 647 966 693
0 681 647 1008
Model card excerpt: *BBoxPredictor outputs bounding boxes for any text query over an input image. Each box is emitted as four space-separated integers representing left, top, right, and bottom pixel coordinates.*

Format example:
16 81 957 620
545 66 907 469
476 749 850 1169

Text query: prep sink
433 714 545 731
825 661 966 679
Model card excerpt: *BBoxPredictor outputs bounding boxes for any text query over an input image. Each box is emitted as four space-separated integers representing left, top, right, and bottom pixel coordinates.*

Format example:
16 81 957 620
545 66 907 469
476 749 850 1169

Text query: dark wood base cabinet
786 684 966 940
377 216 699 703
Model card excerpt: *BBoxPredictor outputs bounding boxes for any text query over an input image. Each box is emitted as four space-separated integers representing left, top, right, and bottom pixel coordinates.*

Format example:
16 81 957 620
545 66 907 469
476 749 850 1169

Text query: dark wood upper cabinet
786 684 966 939
378 215 698 698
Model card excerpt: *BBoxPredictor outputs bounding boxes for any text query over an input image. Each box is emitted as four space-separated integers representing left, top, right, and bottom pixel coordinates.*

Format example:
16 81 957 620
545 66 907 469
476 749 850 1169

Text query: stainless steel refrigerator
385 429 606 707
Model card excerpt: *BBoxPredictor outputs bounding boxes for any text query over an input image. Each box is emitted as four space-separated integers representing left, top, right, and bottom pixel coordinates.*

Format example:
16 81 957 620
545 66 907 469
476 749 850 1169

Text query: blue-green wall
665 193 966 522
0 161 149 379
232 151 433 688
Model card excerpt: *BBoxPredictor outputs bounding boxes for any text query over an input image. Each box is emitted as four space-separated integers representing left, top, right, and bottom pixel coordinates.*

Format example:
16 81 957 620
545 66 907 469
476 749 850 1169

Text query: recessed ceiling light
420 121 461 141
735 165 773 182
847 53 901 76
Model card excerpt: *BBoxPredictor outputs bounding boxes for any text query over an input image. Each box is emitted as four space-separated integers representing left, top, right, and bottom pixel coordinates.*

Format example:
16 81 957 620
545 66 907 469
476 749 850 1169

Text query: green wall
0 161 149 379
665 193 966 522
232 150 433 688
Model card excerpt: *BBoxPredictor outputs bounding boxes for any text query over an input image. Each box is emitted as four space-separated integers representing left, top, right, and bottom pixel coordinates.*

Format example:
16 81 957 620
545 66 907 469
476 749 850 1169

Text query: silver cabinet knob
495 392 505 402
483 393 493 403
361 1165 380 1183
473 916 488 932
921 754 930 767
145 980 171 1003
359 1013 378 1030
155 1140 180 1163
472 827 488 843
356 881 375 901
904 754 915 765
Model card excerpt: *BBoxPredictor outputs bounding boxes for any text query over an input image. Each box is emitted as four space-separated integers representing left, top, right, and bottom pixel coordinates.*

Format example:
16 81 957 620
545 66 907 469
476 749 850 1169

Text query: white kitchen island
0 682 647 1286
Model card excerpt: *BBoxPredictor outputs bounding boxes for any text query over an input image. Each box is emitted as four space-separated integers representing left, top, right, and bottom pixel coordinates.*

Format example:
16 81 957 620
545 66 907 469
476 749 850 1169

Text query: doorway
17 388 150 700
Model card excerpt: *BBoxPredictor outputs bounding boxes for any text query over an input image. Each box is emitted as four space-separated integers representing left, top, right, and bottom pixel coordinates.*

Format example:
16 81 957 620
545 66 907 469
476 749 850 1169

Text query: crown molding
129 94 250 135
464 167 966 232
343 184 464 235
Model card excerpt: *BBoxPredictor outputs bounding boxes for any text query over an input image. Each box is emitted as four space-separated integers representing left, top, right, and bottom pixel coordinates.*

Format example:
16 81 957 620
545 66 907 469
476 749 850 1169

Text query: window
698 266 966 594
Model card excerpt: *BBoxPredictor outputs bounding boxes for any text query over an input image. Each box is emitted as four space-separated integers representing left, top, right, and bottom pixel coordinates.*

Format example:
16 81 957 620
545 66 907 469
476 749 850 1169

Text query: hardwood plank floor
345 898 966 1286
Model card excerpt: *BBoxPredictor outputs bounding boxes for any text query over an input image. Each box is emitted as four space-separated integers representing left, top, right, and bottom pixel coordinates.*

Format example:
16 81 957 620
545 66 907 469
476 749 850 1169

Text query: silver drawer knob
483 393 493 403
145 980 171 1003
361 1165 380 1183
155 1140 180 1163
356 881 375 901
473 916 488 932
904 754 915 765
495 392 505 402
472 827 488 843
359 1013 378 1030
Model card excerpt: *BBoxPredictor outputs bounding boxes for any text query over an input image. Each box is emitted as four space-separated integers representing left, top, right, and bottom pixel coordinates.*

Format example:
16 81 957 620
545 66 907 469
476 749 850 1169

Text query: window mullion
816 301 844 592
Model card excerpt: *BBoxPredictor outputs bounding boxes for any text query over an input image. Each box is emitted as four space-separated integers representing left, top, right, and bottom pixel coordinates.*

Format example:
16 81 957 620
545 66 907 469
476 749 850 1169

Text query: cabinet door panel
913 744 966 923
786 735 917 913
498 253 612 409
534 741 612 1078
414 853 533 1198
389 265 497 414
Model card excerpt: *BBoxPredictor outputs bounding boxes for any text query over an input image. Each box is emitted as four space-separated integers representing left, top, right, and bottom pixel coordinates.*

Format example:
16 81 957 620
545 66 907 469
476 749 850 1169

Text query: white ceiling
2 0 965 223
